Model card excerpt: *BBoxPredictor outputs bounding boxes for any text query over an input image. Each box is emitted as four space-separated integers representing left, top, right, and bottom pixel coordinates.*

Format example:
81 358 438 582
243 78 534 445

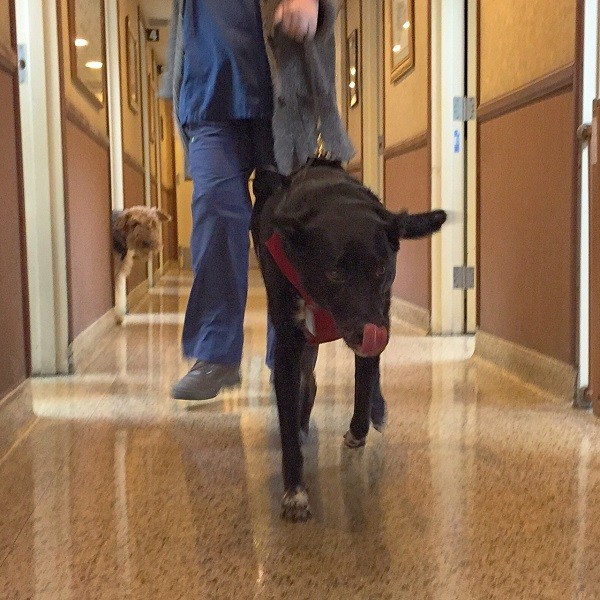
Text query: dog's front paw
281 486 311 522
343 430 366 448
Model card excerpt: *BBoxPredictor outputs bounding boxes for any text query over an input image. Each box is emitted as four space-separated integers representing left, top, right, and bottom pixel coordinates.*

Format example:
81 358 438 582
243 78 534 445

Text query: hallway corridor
1 271 600 599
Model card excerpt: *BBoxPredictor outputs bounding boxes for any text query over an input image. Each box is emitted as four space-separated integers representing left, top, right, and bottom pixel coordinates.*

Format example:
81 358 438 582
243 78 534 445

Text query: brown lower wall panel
0 69 28 398
64 119 113 341
384 144 431 310
479 89 577 365
123 160 147 292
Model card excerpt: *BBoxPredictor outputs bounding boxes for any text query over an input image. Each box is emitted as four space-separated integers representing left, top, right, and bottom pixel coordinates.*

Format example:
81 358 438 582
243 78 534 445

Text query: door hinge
17 44 27 84
453 266 475 290
453 96 476 122
377 135 385 156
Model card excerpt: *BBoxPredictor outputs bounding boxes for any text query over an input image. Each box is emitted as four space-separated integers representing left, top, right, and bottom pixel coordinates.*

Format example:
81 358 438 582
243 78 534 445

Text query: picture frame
148 52 156 143
149 83 156 143
67 0 106 109
390 0 415 83
125 15 140 114
347 29 359 108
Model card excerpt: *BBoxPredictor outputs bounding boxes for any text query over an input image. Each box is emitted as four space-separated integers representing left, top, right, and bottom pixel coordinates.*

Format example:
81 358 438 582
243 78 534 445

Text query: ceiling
138 0 172 66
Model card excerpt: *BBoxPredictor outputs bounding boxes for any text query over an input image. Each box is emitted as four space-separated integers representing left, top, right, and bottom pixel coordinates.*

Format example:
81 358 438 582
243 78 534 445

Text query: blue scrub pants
183 119 275 367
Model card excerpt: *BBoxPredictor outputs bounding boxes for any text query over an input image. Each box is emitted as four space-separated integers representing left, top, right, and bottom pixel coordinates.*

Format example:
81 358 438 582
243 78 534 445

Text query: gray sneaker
171 361 241 401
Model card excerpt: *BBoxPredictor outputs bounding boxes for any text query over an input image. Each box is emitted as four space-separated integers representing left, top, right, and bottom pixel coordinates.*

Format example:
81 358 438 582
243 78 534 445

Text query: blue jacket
178 0 273 124
162 0 354 174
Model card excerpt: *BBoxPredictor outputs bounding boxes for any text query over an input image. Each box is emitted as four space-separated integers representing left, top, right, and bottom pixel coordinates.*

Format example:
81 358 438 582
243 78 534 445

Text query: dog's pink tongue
359 324 388 356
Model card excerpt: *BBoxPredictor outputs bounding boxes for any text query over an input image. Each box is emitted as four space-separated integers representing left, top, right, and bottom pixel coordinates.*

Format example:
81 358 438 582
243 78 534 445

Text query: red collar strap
265 233 342 345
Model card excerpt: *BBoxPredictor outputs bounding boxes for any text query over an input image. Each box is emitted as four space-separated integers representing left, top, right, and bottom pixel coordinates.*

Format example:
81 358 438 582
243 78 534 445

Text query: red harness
265 233 342 345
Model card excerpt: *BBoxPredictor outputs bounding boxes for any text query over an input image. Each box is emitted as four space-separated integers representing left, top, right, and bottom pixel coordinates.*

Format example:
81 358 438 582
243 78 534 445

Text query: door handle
578 122 593 143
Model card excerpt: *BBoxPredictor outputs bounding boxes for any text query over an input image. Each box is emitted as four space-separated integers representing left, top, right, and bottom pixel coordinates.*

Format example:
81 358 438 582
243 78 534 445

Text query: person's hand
274 0 319 43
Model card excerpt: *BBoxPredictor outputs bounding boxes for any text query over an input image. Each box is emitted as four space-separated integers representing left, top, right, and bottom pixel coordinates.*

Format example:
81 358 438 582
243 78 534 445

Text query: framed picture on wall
125 15 140 113
67 0 106 108
149 84 156 143
390 0 414 83
347 29 359 108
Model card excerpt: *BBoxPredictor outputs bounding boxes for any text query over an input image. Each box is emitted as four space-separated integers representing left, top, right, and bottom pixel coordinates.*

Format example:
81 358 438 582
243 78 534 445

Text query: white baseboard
474 330 577 401
390 297 430 333
69 307 118 371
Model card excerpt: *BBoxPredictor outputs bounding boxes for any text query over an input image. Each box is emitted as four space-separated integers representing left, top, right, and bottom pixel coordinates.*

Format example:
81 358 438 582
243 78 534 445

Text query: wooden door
589 100 600 415
0 0 29 398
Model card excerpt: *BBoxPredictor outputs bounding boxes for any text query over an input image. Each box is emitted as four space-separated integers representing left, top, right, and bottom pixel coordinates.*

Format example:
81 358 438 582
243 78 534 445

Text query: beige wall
59 0 108 136
480 0 576 104
383 0 428 147
119 0 144 166
174 130 192 250
346 0 362 165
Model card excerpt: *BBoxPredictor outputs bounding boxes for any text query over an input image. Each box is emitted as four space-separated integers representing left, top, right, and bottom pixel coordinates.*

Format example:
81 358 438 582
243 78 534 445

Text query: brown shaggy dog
112 206 171 279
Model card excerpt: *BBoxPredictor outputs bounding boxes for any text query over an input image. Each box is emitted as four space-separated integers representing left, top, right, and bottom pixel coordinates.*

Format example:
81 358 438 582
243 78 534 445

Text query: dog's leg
370 368 387 432
299 344 318 444
344 355 380 448
117 249 135 278
273 325 311 521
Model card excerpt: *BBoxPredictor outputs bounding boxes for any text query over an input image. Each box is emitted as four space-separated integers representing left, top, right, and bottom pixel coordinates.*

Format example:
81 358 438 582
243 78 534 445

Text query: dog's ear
272 203 315 248
272 214 306 248
153 208 171 222
114 210 137 234
387 210 447 248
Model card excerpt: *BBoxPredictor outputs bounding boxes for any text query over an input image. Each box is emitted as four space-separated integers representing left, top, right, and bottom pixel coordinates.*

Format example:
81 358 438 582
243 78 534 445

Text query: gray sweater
161 0 354 175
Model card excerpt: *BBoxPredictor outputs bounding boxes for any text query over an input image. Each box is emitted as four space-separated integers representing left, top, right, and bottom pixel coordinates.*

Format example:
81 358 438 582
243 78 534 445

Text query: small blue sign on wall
453 130 461 153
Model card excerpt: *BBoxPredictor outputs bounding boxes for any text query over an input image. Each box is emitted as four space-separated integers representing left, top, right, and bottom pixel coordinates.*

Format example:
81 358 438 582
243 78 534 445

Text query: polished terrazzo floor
2 271 600 599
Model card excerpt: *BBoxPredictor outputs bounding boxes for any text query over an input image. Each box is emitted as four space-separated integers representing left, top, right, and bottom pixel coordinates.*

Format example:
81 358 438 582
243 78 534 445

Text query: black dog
251 160 446 521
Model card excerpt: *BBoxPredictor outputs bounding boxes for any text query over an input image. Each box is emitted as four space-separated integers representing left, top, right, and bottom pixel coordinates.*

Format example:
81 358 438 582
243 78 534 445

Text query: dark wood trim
359 0 363 171
65 101 110 149
427 0 432 304
9 0 16 49
573 0 585 390
123 151 145 176
383 132 428 160
478 64 575 123
56 0 74 344
343 4 349 132
476 0 481 327
0 42 16 74
11 44 31 376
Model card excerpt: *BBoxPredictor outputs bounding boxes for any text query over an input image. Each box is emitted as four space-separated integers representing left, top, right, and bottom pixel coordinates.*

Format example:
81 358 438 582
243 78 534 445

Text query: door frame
576 0 597 400
465 0 478 333
16 0 70 374
105 0 126 318
430 0 477 335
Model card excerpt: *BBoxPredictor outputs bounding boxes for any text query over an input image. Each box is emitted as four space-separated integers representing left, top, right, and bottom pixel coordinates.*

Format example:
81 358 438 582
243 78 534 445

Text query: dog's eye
374 266 386 278
326 270 345 283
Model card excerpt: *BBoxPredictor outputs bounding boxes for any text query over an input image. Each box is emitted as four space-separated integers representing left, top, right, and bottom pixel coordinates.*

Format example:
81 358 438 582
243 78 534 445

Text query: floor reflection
1 271 600 599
